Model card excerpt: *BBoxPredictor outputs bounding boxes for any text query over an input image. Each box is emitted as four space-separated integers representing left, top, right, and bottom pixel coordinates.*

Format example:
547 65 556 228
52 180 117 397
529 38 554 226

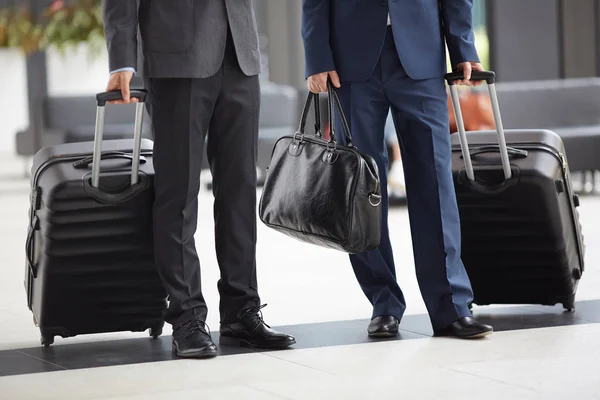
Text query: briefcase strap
295 82 355 148
327 80 354 147
298 91 322 138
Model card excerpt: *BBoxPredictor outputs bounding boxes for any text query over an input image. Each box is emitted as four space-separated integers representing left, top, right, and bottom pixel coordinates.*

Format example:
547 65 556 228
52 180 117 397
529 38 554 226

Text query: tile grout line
575 318 600 324
567 314 600 324
14 350 69 371
397 327 433 338
257 351 338 377
443 365 540 393
252 333 434 378
244 384 296 400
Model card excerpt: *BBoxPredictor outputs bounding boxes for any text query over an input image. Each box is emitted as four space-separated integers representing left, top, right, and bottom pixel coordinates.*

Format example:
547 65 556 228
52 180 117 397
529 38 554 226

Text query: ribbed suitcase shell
451 129 585 310
25 139 167 346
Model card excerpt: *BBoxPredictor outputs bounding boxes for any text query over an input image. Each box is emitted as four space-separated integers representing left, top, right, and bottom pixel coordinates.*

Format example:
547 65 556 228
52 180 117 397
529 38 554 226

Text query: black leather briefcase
259 83 382 254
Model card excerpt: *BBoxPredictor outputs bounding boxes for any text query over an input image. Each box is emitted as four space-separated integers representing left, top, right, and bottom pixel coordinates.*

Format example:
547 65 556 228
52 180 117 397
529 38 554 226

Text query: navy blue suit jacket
302 0 479 82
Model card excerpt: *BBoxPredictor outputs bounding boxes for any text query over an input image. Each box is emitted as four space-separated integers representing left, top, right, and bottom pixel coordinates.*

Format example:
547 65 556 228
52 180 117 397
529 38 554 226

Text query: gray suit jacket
102 0 261 78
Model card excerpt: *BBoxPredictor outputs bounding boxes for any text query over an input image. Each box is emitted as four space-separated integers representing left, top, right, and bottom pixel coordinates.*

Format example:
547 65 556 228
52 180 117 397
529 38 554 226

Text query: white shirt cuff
110 67 136 75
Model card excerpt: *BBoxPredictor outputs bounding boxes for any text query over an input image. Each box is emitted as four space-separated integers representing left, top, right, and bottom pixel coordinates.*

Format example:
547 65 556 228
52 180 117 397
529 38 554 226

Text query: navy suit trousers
334 28 474 329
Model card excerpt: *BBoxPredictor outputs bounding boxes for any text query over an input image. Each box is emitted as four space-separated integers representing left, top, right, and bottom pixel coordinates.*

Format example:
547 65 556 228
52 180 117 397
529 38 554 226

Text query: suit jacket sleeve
301 0 336 78
440 0 480 68
102 0 139 72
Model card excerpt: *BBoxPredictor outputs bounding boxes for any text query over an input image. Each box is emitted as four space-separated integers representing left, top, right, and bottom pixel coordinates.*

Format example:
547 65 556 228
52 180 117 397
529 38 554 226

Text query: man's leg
380 29 476 330
206 35 260 324
146 76 220 357
210 32 295 349
389 87 474 329
334 61 407 329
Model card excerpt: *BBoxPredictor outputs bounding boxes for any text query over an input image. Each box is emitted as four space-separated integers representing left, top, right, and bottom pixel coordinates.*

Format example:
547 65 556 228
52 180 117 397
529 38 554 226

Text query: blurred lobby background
1 1 600 399
3 1 600 189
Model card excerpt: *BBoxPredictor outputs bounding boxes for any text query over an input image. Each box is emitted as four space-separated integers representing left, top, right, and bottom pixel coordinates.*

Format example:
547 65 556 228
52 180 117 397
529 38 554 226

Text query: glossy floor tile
253 325 600 400
0 350 65 376
0 352 330 400
16 334 254 372
103 386 286 400
248 366 550 400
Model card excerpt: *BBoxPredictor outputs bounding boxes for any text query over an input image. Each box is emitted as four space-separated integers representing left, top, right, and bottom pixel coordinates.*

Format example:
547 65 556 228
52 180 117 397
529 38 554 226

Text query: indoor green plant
42 0 104 56
0 0 103 56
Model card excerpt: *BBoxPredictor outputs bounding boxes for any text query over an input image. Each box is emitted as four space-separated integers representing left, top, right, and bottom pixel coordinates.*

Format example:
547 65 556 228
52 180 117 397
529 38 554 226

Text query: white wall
0 49 28 153
0 45 110 153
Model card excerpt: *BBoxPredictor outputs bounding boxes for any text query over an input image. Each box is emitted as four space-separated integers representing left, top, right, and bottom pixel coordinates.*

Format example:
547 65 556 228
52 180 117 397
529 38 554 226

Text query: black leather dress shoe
368 316 399 338
220 304 296 349
434 316 493 339
172 317 218 359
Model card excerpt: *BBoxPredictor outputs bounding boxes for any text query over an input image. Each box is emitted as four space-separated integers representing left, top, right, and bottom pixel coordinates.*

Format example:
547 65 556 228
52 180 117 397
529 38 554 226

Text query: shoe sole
461 330 493 339
368 331 398 338
172 345 218 359
219 335 296 349
173 350 218 359
434 330 493 339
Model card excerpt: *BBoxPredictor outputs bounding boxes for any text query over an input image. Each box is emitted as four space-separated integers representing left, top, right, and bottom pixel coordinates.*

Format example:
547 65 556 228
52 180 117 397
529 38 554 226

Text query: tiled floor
0 153 599 399
1 324 600 400
0 300 598 380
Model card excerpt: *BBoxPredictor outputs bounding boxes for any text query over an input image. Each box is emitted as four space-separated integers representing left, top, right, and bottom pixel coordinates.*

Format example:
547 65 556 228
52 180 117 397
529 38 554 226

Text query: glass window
473 0 490 70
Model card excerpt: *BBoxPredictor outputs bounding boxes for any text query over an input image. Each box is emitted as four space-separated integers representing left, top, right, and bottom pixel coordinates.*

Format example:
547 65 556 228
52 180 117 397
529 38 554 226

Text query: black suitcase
446 71 585 311
25 90 168 347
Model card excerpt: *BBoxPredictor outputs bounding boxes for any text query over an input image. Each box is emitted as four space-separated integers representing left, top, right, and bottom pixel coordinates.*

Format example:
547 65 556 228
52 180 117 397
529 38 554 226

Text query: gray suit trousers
145 32 261 327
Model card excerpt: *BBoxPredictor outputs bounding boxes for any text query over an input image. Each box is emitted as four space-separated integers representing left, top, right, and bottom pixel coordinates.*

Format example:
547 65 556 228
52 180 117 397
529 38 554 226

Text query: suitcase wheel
150 325 163 340
40 333 54 348
563 296 576 312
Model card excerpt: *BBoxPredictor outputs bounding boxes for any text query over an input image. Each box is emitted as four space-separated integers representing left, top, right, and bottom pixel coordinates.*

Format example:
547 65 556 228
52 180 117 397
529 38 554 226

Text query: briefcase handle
296 83 354 148
297 91 323 138
326 80 354 147
445 70 512 181
90 89 147 188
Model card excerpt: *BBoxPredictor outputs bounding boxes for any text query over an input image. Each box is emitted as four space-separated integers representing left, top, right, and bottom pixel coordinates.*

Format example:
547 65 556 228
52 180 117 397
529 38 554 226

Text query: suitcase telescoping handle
91 89 148 188
445 71 512 181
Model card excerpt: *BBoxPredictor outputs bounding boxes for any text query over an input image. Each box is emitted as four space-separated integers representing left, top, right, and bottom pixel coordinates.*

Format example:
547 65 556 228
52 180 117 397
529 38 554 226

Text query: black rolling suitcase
446 71 585 311
25 90 167 347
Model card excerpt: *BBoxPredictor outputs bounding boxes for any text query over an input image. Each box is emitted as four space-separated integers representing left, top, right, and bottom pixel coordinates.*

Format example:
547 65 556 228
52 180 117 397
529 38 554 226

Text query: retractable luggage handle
92 89 148 188
445 71 512 181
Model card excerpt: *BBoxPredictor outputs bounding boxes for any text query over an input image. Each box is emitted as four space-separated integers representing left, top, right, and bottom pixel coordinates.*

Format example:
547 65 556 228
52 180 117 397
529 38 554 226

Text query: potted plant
42 0 105 57
0 0 103 55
